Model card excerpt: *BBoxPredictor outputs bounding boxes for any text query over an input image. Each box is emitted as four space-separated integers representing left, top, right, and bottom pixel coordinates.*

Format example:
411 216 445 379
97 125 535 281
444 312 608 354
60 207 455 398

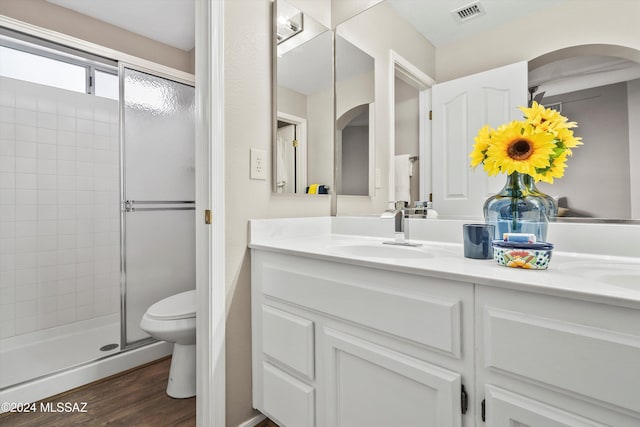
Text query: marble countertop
249 218 640 309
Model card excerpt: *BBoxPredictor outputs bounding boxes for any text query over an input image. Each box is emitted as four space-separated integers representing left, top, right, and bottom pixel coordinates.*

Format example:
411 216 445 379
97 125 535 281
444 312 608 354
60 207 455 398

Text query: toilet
140 289 196 398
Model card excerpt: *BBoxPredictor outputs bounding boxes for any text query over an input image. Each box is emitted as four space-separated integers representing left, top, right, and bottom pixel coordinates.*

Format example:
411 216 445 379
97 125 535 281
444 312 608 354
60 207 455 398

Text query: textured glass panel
124 210 195 344
121 68 195 346
123 68 195 201
0 46 86 93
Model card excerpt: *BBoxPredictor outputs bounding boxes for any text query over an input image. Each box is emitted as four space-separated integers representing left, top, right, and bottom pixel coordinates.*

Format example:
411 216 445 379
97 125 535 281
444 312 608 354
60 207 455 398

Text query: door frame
276 112 308 194
195 1 225 426
388 51 436 204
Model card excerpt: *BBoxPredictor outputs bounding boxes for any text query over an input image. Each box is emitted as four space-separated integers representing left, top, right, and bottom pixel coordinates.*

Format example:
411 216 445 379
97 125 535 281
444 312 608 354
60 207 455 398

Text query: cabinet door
485 385 607 427
323 328 462 427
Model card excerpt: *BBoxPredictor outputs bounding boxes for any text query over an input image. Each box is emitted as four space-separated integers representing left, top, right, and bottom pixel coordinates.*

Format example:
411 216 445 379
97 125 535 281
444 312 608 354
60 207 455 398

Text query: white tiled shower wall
0 77 120 339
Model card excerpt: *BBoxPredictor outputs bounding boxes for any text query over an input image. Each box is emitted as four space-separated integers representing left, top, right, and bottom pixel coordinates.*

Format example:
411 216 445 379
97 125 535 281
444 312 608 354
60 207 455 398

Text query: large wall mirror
273 0 333 194
273 0 640 221
335 0 640 222
335 34 375 196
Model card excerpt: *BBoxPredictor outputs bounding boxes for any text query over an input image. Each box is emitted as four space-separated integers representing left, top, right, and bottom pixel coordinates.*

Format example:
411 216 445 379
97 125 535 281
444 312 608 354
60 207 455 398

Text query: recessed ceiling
46 0 195 51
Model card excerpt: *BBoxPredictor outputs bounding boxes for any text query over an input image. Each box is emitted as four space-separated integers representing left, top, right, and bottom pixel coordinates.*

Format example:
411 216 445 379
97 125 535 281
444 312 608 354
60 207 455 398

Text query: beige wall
436 0 640 82
223 1 331 424
0 0 193 73
278 86 307 120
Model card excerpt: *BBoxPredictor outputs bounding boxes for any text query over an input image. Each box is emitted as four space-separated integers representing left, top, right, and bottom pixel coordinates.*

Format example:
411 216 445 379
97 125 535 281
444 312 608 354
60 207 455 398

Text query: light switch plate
250 148 267 180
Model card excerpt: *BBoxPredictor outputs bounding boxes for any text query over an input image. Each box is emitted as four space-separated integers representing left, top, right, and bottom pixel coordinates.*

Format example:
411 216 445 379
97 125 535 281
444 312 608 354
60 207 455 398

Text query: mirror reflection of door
276 116 307 193
394 77 420 204
390 53 435 208
338 105 370 195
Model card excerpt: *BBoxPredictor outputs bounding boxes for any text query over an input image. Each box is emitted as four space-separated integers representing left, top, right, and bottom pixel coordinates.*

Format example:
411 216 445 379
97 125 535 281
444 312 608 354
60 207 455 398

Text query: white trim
368 102 376 197
195 1 225 427
419 88 432 202
388 50 436 204
237 414 267 427
0 15 194 85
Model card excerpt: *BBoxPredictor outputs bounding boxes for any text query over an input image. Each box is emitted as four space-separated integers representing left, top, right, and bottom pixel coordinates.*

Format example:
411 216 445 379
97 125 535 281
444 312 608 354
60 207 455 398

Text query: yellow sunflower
519 101 576 133
555 127 583 150
485 121 555 176
469 124 492 168
532 150 569 184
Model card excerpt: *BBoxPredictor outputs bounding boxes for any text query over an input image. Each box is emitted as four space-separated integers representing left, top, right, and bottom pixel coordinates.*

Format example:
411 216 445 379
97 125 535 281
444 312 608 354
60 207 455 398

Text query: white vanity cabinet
251 247 640 426
476 286 640 426
251 250 475 427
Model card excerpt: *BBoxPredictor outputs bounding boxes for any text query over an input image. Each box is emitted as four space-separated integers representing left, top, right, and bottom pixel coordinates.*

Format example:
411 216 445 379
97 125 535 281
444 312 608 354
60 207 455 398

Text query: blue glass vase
483 172 557 242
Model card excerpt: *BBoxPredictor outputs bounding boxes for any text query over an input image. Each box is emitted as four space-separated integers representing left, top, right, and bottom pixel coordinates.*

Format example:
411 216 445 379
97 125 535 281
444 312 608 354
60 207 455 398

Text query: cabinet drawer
479 288 640 414
485 385 607 427
260 257 465 357
263 362 315 427
262 305 314 380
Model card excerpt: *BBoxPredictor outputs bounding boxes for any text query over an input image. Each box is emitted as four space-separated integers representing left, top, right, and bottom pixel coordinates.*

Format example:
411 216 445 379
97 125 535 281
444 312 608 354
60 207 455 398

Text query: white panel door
431 62 527 218
323 328 462 427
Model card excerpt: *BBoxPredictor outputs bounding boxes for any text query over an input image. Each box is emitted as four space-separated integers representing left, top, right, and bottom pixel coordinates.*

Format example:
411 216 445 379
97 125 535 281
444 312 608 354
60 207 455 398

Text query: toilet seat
146 289 196 321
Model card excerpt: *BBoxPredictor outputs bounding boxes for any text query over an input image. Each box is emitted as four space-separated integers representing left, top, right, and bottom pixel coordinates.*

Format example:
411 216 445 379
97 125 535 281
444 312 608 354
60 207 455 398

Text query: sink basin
557 262 640 290
329 243 434 259
597 273 640 289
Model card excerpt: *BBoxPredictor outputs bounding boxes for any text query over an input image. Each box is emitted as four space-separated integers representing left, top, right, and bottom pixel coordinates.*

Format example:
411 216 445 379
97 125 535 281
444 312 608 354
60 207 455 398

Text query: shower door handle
122 200 195 212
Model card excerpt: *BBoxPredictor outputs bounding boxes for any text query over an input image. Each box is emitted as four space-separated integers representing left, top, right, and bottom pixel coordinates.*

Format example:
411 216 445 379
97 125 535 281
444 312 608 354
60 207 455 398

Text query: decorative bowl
492 241 554 270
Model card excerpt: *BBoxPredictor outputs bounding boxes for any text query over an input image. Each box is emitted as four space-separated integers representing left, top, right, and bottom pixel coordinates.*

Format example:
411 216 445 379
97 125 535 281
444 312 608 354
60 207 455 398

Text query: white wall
277 86 307 120
337 71 374 118
306 88 334 188
539 83 631 218
0 77 119 338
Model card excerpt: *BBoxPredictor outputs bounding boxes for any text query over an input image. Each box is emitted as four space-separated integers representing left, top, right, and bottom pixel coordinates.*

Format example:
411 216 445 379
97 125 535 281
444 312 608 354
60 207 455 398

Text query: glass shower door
120 66 196 347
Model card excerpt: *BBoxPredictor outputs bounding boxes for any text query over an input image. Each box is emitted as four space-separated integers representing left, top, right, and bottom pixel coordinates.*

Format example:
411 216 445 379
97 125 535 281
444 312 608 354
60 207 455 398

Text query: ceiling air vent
451 1 486 23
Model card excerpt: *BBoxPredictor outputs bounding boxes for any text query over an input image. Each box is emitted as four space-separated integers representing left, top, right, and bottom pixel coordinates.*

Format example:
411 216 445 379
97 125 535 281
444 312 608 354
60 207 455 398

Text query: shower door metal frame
118 62 196 351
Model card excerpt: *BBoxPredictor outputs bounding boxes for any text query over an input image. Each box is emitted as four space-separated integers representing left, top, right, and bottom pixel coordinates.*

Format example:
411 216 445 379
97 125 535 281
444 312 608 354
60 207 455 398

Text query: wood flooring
0 357 195 427
255 419 279 427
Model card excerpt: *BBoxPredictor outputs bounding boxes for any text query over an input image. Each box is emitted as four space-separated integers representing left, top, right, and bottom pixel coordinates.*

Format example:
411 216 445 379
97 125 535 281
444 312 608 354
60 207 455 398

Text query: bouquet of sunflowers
469 101 582 183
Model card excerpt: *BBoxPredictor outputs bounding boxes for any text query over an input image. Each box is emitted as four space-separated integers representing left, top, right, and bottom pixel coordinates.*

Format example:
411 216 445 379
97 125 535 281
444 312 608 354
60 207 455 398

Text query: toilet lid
146 289 196 320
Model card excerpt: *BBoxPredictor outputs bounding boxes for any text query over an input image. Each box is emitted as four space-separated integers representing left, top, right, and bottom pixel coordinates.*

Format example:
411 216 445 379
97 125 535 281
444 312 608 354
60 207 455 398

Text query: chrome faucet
381 201 424 247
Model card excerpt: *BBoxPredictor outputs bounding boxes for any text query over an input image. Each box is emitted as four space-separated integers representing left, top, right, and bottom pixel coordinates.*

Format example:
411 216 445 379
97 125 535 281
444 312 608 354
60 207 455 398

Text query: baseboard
237 413 266 427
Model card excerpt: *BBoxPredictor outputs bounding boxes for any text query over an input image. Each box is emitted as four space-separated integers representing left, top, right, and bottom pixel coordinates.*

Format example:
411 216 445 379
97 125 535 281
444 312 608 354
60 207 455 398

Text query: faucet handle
392 200 408 210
